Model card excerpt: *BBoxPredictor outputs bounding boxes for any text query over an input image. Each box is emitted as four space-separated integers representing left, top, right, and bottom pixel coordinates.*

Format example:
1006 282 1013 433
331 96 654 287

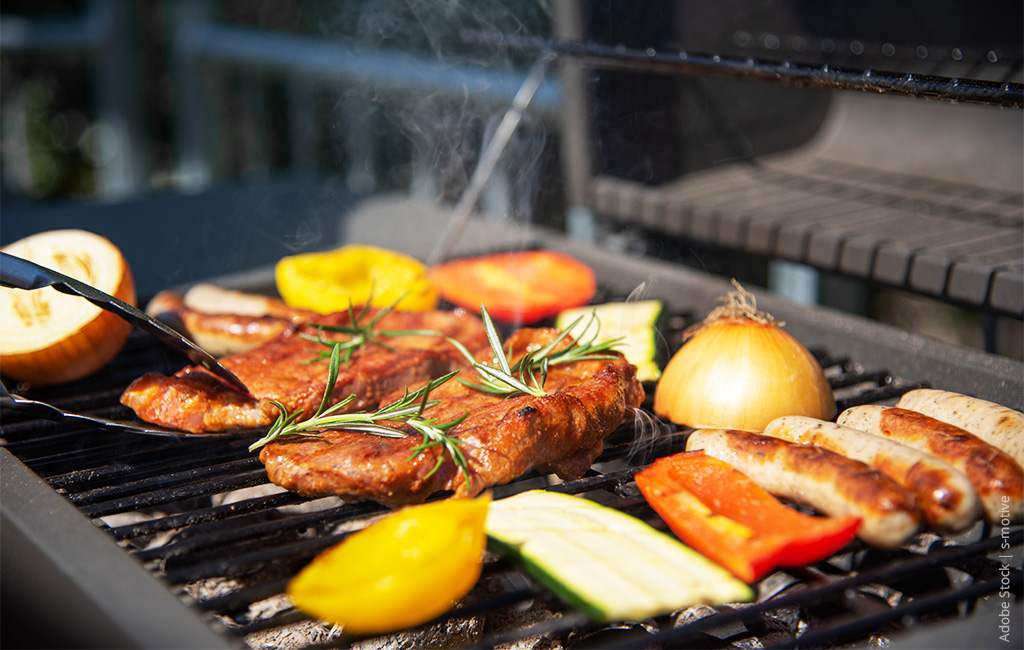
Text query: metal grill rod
133 501 382 563
69 457 262 506
767 574 1023 649
79 468 270 518
471 34 1024 107
109 490 304 540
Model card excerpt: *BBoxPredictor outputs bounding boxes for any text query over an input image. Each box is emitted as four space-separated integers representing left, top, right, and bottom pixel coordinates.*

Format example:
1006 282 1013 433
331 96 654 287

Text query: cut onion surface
1 229 136 385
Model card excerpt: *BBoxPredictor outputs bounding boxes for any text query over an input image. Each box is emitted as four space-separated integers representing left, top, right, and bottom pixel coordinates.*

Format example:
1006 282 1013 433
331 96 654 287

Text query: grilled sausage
145 285 313 357
762 416 981 534
182 283 309 320
837 405 1023 524
896 389 1024 469
686 428 921 549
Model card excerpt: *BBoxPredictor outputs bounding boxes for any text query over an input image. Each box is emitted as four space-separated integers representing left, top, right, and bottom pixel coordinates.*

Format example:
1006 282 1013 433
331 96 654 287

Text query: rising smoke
312 0 558 224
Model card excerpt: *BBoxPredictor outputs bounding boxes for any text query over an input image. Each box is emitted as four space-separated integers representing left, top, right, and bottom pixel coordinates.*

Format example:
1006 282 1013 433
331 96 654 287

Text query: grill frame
3 200 1022 649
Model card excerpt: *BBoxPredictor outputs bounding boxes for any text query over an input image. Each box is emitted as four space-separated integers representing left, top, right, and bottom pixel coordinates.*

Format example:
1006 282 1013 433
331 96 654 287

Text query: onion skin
1 232 136 386
654 317 835 431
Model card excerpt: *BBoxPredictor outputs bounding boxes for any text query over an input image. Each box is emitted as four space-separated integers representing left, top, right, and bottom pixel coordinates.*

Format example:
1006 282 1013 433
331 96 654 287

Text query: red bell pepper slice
635 451 860 583
428 250 596 324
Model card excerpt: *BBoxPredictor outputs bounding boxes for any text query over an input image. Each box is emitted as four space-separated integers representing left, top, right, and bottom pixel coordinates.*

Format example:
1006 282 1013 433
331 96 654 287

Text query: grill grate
2 312 1021 649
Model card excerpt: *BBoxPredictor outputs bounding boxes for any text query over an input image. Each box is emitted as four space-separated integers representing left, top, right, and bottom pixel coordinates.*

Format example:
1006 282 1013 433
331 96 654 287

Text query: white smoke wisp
624 275 660 303
316 1 556 232
625 406 674 468
621 274 679 379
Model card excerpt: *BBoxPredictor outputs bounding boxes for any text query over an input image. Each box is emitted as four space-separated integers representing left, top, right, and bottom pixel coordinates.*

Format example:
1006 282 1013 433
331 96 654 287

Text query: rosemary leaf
248 368 470 481
447 304 623 398
299 294 443 366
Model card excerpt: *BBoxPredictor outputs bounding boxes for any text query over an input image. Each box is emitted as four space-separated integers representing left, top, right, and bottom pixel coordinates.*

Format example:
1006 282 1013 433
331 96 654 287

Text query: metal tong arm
0 379 253 438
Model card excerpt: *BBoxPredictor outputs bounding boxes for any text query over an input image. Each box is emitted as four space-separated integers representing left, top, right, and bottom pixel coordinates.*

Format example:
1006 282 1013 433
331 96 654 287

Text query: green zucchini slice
555 300 663 382
486 490 753 623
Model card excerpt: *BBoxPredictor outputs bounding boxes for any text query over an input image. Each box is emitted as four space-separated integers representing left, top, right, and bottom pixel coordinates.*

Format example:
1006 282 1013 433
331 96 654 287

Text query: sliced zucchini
486 490 752 623
555 300 663 382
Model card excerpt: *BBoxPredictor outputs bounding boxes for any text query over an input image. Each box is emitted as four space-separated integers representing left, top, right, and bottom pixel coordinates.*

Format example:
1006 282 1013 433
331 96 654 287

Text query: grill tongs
1 251 256 437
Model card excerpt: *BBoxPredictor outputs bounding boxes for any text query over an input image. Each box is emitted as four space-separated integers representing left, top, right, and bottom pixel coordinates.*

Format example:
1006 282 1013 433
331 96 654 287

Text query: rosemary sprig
447 305 623 397
300 297 442 367
248 344 470 479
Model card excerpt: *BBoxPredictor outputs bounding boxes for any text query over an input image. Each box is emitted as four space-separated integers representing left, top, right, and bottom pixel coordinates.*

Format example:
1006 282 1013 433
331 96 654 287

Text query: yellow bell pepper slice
287 495 489 635
275 244 437 313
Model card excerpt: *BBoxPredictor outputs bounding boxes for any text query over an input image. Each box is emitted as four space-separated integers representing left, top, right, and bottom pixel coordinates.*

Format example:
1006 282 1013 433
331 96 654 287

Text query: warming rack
463 31 1024 317
466 34 1024 108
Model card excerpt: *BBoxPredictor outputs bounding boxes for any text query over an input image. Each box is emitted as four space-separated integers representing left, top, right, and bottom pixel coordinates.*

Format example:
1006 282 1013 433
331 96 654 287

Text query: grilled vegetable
556 300 663 382
654 280 835 431
0 229 135 385
428 250 596 324
635 451 860 583
485 489 752 622
896 389 1024 469
275 244 437 313
287 495 489 635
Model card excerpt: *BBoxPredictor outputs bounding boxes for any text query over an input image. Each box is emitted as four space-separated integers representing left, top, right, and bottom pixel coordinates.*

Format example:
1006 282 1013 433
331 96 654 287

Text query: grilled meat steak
259 328 645 506
121 307 489 433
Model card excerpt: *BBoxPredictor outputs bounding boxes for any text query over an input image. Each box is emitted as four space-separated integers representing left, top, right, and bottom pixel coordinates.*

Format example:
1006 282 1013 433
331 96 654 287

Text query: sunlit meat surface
259 328 645 506
120 308 489 433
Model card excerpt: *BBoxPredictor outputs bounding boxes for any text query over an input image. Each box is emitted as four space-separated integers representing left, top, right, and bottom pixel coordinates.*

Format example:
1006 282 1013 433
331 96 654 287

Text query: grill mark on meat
259 328 645 506
120 308 489 433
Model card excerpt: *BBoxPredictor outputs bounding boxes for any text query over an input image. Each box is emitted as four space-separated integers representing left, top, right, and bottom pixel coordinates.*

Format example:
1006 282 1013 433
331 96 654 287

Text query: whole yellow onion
654 281 835 431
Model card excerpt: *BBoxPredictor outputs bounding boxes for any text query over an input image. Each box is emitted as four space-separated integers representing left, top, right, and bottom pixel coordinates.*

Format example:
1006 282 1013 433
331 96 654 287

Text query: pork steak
259 328 645 506
121 307 489 433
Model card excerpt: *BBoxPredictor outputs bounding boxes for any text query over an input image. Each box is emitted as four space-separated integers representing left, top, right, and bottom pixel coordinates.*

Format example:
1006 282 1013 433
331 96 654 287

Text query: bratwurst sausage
686 428 921 549
762 416 981 534
896 389 1024 469
838 405 1022 524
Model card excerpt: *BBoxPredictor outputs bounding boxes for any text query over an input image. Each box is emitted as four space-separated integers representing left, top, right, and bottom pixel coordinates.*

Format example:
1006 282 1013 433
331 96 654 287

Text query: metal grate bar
47 442 253 491
67 457 261 506
132 501 382 563
107 490 305 540
194 578 292 613
768 574 1022 649
24 437 240 481
78 468 270 518
160 530 349 585
465 34 1024 107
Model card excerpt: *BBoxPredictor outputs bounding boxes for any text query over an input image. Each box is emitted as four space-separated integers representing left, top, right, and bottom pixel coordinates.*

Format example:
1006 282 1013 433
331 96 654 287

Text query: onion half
1 230 136 385
654 282 835 431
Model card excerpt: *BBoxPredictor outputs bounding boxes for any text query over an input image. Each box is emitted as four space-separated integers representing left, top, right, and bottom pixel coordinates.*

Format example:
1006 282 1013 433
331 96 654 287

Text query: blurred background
1 0 562 292
1 0 1021 359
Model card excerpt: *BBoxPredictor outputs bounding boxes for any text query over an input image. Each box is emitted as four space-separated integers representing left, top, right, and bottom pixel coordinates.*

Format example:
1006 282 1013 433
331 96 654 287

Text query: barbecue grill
3 198 1022 650
3 1 1023 648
